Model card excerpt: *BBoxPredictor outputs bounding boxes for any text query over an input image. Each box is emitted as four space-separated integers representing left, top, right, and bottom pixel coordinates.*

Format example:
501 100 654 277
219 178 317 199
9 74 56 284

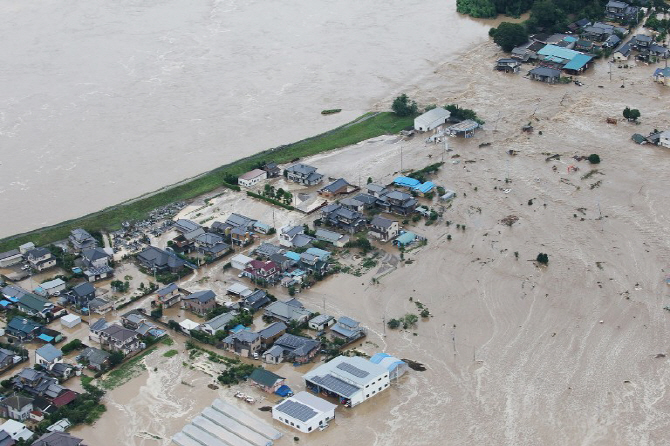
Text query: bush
387 319 401 329
392 94 418 117
536 253 549 265
588 154 601 164
61 339 84 355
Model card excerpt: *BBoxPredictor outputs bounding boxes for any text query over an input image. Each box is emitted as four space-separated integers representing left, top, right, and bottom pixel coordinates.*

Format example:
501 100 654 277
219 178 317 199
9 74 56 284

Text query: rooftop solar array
336 362 369 378
310 374 359 397
275 400 318 422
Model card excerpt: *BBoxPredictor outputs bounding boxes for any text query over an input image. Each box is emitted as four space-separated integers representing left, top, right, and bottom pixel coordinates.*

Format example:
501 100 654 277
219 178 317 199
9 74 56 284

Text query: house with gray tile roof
69 228 97 251
222 330 261 358
285 164 324 185
264 300 312 325
264 333 320 364
35 345 62 367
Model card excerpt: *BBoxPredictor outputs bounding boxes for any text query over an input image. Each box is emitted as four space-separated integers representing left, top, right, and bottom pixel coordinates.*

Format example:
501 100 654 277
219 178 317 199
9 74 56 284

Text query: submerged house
413 108 451 132
528 67 561 84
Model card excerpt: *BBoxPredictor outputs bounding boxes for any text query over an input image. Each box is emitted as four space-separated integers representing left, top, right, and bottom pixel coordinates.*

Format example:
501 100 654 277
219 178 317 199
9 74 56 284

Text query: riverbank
0 112 412 252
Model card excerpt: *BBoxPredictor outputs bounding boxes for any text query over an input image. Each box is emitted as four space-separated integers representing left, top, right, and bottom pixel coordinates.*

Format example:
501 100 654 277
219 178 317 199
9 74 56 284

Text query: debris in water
258 406 272 412
654 353 666 358
402 359 427 371
207 383 219 390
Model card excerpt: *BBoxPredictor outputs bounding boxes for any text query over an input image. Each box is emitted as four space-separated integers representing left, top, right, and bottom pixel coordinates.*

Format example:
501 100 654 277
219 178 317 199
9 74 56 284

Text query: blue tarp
275 385 293 397
230 324 247 333
0 301 10 308
38 334 54 342
284 251 301 262
393 176 420 188
394 232 417 246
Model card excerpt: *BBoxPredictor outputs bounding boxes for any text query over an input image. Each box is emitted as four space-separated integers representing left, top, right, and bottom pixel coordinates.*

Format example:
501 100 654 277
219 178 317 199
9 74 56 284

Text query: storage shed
414 108 451 132
60 314 81 329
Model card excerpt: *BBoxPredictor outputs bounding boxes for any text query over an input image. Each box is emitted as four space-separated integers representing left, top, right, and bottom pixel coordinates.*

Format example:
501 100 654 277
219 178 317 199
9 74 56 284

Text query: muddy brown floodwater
70 38 670 446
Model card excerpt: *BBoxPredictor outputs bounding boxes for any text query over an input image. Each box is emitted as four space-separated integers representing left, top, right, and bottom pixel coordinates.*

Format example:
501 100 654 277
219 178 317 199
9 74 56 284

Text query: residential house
495 58 521 73
299 247 330 273
613 43 631 61
369 216 399 242
179 319 200 335
32 432 87 446
393 231 424 248
98 324 142 354
308 314 335 331
76 347 110 372
181 290 217 316
80 248 114 282
314 229 349 247
88 319 109 343
264 300 312 325
198 311 238 336
330 316 366 343
154 283 181 308
582 23 614 41
378 190 417 215
320 204 366 233
263 333 319 364
659 130 670 148
222 330 261 357
253 243 283 259
2 284 30 302
48 363 75 380
605 0 638 21
413 108 451 132
0 250 23 268
653 67 670 86
318 178 356 197
11 368 68 400
193 233 230 259
528 67 561 84
249 368 285 393
366 183 388 198
25 248 56 272
88 297 113 315
0 395 33 421
136 246 185 273
242 290 271 312
121 309 148 330
269 253 293 272
279 225 312 248
263 162 281 178
174 219 201 234
6 318 42 341
257 322 287 348
66 282 96 306
633 34 652 49
303 355 390 408
339 197 365 212
285 164 324 186
0 420 32 443
272 391 336 434
17 294 53 318
244 260 280 285
230 226 254 247
69 228 97 252
238 169 268 188
574 39 595 52
35 345 63 368
171 227 205 253
602 34 621 48
0 348 17 373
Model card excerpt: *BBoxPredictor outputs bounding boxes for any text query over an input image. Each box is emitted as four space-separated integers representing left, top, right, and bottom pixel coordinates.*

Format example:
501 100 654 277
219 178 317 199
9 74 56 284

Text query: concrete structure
272 391 336 433
179 319 200 335
414 108 450 132
238 169 268 188
60 314 81 329
230 254 253 271
303 355 390 407
369 353 409 380
308 314 335 331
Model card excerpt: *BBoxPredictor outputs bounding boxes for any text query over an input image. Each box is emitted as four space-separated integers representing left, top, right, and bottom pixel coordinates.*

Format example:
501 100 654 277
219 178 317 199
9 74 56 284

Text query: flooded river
0 0 498 237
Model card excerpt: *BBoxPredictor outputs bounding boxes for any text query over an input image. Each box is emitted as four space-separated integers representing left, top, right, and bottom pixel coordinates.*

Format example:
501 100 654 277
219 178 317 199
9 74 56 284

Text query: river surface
0 0 498 238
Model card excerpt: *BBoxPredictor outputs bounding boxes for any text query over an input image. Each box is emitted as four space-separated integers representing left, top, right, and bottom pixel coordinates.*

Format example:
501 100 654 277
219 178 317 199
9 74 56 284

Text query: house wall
239 172 268 188
660 133 670 148
0 254 23 268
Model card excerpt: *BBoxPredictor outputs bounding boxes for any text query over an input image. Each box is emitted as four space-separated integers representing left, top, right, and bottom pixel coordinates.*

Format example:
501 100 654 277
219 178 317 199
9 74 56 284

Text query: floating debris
402 359 427 372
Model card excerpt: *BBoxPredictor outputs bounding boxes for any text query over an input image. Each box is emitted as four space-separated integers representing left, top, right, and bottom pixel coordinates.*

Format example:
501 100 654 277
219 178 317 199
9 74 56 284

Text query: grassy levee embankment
0 112 412 252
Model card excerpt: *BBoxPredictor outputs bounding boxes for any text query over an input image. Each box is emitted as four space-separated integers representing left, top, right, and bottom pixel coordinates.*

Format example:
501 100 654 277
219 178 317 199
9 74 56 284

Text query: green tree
392 94 418 117
367 177 373 184
629 109 641 121
489 22 529 52
536 253 549 265
402 314 419 329
623 107 631 120
588 154 601 164
108 351 125 366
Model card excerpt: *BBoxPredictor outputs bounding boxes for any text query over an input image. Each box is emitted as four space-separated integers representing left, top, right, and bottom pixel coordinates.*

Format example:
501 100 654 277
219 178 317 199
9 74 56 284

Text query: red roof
52 390 78 407
248 260 277 273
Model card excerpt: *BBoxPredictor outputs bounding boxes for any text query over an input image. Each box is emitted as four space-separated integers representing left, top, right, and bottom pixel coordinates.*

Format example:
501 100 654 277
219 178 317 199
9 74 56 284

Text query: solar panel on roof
276 400 318 422
336 362 369 378
311 375 359 397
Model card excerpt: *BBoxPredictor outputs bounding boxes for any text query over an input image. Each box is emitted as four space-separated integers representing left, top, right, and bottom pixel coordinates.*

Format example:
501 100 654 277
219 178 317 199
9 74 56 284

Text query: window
379 387 382 391
366 394 369 397
291 422 294 426
309 427 312 432
384 383 388 388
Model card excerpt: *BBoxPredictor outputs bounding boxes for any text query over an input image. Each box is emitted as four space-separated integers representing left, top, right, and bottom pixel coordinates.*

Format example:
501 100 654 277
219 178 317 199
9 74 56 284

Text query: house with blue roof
35 345 62 367
6 317 43 341
369 353 409 380
393 176 421 188
654 67 670 86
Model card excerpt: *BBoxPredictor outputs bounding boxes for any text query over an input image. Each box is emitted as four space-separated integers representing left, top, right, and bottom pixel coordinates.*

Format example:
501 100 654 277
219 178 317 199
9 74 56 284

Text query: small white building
660 130 670 148
303 355 390 407
179 319 200 335
238 169 268 188
18 242 35 255
0 419 33 442
272 391 336 433
230 254 253 271
414 108 451 132
308 314 335 331
60 314 81 329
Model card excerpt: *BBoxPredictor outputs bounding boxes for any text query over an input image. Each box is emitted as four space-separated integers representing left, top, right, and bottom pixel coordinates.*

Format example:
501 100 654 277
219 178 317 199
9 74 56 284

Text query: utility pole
382 315 386 337
400 146 403 173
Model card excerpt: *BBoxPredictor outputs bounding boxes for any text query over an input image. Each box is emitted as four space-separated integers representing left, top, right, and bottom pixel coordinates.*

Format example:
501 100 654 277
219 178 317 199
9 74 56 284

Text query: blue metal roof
395 232 417 245
537 44 581 60
284 251 301 261
393 176 420 187
414 182 435 193
38 334 54 342
564 54 592 70
563 36 578 42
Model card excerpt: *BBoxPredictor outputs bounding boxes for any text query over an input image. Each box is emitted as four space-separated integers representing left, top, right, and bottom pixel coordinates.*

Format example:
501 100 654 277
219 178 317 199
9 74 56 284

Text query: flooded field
0 0 500 237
